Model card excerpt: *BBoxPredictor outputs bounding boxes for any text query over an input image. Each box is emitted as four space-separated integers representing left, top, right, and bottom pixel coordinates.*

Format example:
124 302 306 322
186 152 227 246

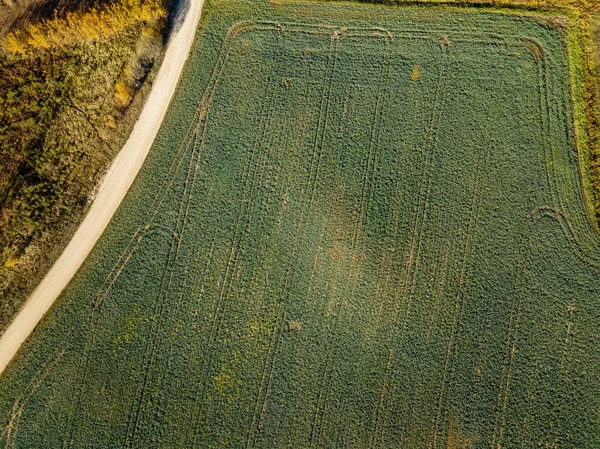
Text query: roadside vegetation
0 0 170 331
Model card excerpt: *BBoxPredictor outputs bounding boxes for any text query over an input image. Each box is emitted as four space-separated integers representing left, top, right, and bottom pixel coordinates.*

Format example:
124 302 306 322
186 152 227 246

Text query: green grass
1 0 600 447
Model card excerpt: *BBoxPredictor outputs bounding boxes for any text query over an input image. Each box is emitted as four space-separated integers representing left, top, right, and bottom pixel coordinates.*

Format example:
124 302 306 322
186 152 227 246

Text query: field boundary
2 4 600 446
0 18 581 442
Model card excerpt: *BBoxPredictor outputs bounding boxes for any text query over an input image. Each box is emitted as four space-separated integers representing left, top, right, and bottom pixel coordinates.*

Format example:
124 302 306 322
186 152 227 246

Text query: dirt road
0 0 205 375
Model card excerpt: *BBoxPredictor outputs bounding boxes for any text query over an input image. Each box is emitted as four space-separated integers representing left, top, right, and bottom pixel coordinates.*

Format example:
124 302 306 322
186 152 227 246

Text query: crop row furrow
432 158 484 449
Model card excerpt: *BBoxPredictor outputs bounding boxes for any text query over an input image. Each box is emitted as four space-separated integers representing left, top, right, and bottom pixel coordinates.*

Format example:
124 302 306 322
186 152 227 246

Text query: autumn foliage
1 0 166 54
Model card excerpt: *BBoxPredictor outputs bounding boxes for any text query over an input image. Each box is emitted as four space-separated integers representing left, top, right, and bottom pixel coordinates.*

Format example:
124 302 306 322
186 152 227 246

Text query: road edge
0 0 205 376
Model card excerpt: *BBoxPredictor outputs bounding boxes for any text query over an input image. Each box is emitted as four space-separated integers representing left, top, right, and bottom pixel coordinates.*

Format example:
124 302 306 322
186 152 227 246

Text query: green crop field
1 0 600 447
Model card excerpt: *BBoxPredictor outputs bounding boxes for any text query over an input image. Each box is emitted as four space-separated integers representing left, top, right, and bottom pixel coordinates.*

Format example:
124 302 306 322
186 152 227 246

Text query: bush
1 0 167 54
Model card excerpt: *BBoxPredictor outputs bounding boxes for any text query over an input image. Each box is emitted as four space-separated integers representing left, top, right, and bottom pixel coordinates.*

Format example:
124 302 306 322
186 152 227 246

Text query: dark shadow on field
355 0 542 12
164 0 192 44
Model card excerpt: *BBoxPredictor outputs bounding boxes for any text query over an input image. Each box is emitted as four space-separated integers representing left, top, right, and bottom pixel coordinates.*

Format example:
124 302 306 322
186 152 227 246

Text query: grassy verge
0 0 170 332
566 15 600 228
590 12 600 205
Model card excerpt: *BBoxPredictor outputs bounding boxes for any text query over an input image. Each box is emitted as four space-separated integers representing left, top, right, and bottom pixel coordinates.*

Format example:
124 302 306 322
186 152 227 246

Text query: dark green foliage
1 1 599 447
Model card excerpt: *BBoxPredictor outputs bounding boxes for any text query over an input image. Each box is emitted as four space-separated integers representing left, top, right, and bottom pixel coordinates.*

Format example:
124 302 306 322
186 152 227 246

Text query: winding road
0 0 205 375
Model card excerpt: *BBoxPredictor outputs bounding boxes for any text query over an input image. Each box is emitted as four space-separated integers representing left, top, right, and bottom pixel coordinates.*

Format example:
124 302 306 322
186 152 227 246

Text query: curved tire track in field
0 0 206 377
